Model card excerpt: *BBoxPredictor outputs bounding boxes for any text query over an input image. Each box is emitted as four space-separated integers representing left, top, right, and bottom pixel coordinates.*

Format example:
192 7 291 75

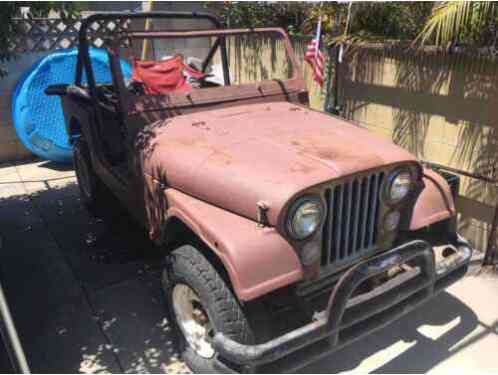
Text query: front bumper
212 238 472 373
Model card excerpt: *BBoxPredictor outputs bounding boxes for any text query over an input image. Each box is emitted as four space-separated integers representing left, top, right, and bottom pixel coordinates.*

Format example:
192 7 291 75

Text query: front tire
163 245 255 373
73 138 117 218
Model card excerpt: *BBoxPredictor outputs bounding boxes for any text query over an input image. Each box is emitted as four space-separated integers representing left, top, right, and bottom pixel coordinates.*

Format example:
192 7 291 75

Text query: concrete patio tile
0 203 121 373
17 181 48 196
89 271 179 374
0 182 27 199
15 160 75 182
428 277 498 373
300 276 498 374
22 174 163 292
20 176 76 196
47 175 78 190
26 179 81 213
1 225 83 305
0 162 20 183
0 191 44 234
13 296 121 374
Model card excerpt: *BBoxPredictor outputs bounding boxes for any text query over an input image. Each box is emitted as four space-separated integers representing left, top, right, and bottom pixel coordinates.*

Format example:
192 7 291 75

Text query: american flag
304 16 326 86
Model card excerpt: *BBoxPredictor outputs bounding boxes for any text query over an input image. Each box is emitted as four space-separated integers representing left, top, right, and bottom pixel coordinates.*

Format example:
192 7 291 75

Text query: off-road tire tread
73 138 120 218
74 138 97 212
168 246 254 343
163 245 255 372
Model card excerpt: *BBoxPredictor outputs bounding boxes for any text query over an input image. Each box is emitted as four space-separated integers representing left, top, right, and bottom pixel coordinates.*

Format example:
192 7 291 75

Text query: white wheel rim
172 284 215 359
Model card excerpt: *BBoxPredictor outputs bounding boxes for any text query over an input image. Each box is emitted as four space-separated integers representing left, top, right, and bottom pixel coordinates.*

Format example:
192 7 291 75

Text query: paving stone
36 195 163 292
0 163 19 183
13 297 121 374
300 283 497 374
19 173 162 292
16 160 75 182
0 193 44 235
89 272 179 373
0 203 120 373
0 182 26 200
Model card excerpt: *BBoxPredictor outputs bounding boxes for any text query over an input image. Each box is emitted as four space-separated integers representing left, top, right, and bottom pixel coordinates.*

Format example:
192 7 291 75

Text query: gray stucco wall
0 52 50 163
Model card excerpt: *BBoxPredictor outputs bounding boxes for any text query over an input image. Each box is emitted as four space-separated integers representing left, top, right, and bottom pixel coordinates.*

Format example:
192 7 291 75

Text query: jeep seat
131 54 206 94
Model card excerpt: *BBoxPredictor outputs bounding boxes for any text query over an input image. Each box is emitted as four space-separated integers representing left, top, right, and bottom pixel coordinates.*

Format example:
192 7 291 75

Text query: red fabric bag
131 54 206 94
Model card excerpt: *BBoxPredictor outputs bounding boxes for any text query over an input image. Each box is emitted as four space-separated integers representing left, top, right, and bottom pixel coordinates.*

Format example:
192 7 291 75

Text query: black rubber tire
162 245 255 373
73 138 117 218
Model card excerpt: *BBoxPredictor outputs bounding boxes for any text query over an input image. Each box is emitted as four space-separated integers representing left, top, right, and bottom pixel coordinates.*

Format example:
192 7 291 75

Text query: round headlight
288 198 323 240
388 170 412 203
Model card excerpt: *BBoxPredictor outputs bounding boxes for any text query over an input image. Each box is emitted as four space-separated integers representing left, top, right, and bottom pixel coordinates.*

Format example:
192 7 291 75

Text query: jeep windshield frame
108 28 302 115
75 11 228 99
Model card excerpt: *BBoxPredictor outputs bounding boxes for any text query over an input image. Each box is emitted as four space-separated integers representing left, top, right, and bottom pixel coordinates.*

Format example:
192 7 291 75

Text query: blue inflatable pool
12 47 131 163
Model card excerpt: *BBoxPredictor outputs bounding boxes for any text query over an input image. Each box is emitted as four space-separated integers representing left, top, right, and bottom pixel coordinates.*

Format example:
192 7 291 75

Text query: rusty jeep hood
142 101 417 225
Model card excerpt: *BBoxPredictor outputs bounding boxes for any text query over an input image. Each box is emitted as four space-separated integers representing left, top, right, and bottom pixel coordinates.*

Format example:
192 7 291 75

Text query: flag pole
141 0 155 60
315 1 324 60
344 1 353 37
304 2 326 86
330 1 353 115
314 6 323 83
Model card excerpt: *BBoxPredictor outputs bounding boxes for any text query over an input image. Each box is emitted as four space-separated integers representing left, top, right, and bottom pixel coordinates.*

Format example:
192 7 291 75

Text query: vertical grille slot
322 171 385 268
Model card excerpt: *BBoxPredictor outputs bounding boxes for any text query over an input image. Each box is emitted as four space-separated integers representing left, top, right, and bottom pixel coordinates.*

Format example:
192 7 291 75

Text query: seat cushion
131 54 205 94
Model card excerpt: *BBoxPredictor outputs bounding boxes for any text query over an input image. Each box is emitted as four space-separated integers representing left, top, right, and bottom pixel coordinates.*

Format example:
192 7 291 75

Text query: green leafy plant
415 2 498 46
205 2 311 36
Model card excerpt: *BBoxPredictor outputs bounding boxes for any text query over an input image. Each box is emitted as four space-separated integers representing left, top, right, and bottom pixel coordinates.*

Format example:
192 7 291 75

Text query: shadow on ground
0 172 184 373
300 290 486 373
36 160 75 173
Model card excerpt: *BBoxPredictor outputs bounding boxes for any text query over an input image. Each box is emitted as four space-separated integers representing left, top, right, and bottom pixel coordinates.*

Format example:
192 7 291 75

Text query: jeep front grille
321 171 385 268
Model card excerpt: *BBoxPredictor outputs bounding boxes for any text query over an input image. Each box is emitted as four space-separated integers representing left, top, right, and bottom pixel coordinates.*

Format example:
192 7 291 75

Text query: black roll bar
74 11 230 97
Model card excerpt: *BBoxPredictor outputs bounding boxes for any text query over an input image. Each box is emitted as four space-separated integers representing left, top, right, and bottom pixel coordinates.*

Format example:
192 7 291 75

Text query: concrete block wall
339 47 497 251
225 35 325 109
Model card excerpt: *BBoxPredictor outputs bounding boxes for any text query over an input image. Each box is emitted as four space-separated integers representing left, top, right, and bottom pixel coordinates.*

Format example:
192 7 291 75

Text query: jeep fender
409 169 456 230
161 188 303 301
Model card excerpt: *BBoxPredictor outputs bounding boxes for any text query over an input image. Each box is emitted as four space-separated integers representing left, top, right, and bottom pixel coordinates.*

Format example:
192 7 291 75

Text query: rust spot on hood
142 101 418 227
192 121 210 130
290 163 314 174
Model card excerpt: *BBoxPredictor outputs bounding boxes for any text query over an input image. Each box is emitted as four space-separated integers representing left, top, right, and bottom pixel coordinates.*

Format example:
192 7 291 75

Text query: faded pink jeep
48 12 472 373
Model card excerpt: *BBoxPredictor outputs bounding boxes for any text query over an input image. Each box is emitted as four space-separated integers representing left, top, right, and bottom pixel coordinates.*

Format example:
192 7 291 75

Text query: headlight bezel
286 195 325 241
385 168 414 205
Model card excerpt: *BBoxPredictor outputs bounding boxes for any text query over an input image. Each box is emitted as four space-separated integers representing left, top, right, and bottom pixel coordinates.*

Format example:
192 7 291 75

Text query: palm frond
415 1 498 46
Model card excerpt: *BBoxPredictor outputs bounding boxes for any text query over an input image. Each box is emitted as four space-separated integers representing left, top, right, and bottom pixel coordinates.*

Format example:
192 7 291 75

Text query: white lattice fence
10 17 131 53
